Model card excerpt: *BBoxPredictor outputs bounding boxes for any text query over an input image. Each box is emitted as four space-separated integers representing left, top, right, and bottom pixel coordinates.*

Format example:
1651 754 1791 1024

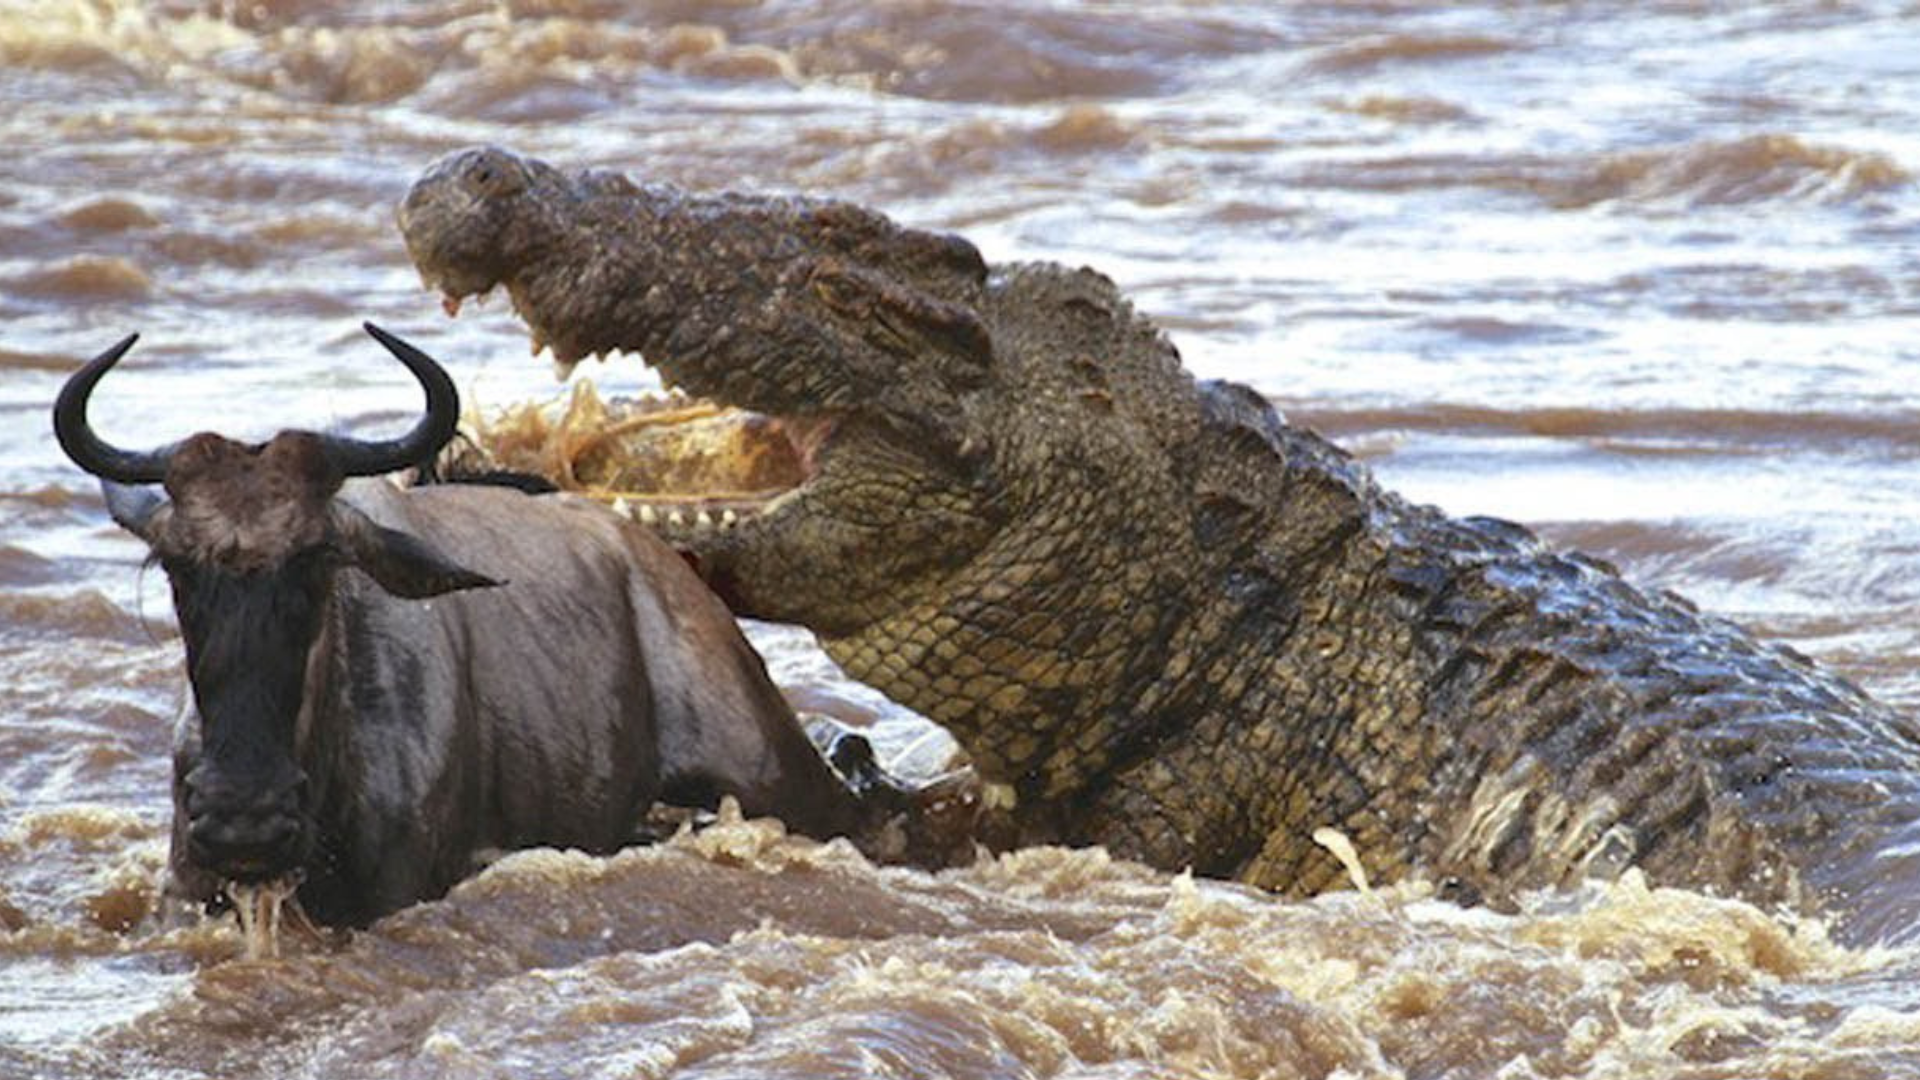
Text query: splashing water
5 1 1920 1077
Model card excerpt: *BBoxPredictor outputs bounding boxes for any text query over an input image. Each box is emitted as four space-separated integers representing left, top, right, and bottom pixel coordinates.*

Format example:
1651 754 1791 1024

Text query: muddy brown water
4 1 1920 1076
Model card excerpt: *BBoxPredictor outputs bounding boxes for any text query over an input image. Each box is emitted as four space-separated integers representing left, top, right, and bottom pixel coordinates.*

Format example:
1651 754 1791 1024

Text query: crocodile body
399 146 1920 943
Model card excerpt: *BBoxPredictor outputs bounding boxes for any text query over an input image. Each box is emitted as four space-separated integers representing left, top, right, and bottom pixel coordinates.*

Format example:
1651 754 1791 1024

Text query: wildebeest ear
101 480 166 540
331 506 502 599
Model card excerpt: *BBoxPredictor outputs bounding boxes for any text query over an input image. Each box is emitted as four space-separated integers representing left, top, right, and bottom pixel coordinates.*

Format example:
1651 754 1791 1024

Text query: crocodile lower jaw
606 486 805 536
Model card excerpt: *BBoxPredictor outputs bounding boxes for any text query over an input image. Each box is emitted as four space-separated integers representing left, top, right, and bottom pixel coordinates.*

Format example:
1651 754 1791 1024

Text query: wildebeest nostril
188 806 306 879
184 772 309 879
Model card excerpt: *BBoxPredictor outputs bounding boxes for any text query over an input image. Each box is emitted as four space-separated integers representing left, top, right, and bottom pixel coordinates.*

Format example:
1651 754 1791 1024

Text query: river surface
4 1 1920 1077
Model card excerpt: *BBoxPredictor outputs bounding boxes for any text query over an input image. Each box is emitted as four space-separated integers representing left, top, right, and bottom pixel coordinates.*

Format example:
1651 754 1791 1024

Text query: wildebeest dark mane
443 469 559 494
418 462 560 495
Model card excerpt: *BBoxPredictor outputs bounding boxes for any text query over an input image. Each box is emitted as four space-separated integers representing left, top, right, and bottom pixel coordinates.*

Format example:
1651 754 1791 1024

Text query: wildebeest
54 323 866 928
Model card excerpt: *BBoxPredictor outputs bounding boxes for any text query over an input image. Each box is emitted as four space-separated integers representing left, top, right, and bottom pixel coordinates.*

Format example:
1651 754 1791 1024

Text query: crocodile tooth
610 497 630 517
693 510 715 531
720 509 739 528
551 356 578 382
637 504 659 525
531 334 547 357
441 294 462 317
668 510 687 528
760 489 802 517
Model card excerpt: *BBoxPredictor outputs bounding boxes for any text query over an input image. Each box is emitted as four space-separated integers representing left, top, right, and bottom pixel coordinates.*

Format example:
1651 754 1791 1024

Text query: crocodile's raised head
402 146 1023 640
399 146 1217 726
401 147 1920 944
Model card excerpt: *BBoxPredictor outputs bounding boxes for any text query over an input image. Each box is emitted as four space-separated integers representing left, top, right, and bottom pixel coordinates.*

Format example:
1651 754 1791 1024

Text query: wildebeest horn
321 323 461 478
53 334 173 485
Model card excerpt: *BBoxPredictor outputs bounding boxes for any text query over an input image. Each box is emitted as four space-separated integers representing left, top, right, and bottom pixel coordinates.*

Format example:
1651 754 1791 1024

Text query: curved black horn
323 323 461 477
53 334 172 485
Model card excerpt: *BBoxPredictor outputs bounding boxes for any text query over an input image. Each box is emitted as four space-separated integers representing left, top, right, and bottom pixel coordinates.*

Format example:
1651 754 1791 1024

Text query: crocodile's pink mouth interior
467 383 834 531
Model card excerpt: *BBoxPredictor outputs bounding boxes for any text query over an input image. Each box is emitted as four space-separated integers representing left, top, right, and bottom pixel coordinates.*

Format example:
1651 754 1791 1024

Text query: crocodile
398 145 1920 944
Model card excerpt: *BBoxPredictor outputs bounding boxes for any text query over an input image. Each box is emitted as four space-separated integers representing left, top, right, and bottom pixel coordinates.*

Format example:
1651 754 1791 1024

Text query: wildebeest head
53 324 498 887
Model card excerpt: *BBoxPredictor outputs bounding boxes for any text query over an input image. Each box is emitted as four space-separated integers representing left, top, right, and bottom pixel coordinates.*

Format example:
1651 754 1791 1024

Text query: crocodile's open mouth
420 254 845 559
458 351 834 545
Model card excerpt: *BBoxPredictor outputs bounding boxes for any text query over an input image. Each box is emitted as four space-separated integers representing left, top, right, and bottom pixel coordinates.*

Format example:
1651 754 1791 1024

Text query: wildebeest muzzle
181 756 312 882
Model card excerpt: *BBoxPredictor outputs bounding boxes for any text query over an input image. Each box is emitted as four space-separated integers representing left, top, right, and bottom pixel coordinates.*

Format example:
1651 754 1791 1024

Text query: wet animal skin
54 325 872 927
401 146 1920 944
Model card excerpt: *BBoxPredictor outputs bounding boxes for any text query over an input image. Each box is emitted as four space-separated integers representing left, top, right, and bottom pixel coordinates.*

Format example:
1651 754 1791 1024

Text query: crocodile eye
467 156 527 198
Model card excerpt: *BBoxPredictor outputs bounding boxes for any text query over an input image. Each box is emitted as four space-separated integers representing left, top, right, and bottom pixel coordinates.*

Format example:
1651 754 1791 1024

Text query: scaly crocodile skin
400 146 1920 944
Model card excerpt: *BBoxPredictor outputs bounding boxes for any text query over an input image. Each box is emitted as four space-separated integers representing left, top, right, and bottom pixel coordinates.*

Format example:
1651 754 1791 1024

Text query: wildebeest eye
301 544 348 574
